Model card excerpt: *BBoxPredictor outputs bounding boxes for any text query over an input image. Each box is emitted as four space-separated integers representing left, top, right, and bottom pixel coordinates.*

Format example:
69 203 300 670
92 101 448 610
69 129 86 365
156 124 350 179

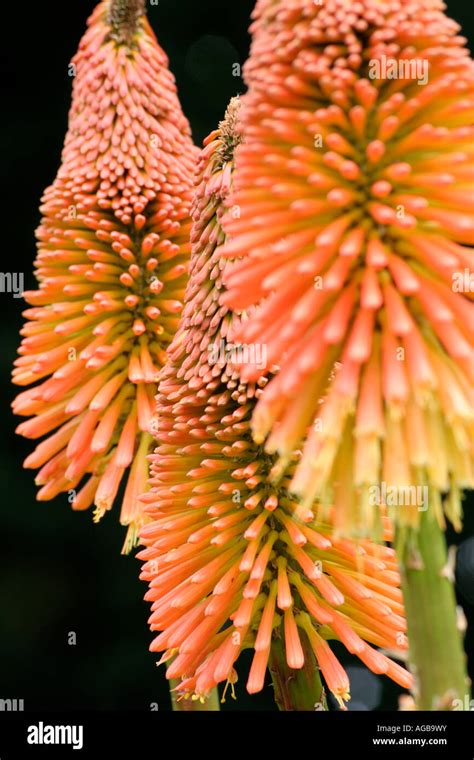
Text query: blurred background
1 0 473 711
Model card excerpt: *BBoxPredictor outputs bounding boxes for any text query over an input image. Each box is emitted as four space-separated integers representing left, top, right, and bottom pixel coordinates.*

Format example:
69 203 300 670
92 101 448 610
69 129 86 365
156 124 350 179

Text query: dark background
0 0 473 712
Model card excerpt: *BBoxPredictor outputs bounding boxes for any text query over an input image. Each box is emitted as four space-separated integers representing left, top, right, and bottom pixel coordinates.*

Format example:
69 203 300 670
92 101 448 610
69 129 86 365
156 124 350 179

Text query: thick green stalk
169 681 220 711
269 636 327 711
397 505 469 710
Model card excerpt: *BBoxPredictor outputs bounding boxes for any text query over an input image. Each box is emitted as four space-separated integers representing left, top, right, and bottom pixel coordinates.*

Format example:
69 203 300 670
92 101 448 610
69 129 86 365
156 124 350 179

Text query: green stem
397 505 469 710
169 681 220 712
269 636 327 711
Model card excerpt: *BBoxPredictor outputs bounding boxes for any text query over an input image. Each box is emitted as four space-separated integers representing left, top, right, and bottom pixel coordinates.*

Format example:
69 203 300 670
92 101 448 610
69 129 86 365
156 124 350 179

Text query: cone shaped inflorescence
221 0 474 536
13 0 198 551
139 100 412 707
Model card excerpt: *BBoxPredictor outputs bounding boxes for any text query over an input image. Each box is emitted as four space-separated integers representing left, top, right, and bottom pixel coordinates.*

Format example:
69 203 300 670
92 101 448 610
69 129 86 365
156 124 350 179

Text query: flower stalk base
269 637 327 711
397 506 469 710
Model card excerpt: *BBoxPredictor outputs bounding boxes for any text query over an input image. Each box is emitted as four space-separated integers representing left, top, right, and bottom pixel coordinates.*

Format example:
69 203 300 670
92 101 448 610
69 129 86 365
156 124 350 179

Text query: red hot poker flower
139 101 412 707
221 0 474 535
12 0 198 551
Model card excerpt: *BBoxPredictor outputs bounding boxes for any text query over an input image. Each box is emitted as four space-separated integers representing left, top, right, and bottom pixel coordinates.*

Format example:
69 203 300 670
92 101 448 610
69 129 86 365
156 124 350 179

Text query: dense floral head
139 102 412 707
221 0 474 536
12 0 198 551
165 97 243 393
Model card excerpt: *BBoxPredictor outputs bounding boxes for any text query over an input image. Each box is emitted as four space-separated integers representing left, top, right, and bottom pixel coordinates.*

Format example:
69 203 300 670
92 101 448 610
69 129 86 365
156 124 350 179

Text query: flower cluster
139 100 412 706
221 0 474 535
13 0 198 551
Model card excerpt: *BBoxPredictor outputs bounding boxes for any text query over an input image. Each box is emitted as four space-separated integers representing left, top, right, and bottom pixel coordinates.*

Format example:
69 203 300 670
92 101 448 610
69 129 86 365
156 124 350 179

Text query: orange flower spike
222 0 474 536
13 0 198 551
139 100 412 706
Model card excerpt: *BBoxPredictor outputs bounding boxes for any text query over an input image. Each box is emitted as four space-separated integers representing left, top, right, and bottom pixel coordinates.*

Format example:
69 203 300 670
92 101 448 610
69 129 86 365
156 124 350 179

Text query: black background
0 0 473 712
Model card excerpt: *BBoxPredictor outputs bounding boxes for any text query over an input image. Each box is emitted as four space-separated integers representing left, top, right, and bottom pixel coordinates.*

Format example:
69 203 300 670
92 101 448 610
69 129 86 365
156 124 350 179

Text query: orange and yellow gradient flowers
13 0 197 551
139 101 412 706
222 0 474 536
